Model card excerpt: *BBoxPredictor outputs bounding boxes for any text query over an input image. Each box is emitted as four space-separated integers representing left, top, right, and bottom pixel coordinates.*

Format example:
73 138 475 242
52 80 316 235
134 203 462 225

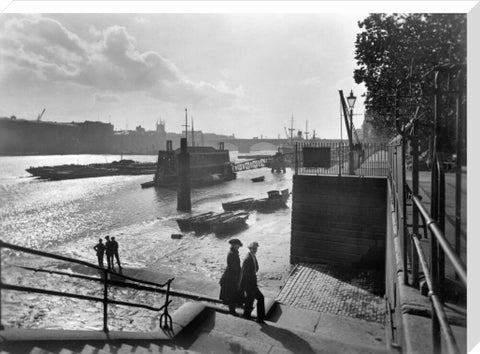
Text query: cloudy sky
1 12 379 138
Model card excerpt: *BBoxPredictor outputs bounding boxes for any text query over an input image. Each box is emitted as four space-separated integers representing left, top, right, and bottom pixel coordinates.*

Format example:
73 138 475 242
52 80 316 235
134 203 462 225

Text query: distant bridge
203 138 291 153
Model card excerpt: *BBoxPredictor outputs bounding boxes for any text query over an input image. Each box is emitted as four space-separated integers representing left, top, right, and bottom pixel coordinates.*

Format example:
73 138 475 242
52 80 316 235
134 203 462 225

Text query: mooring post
177 138 191 211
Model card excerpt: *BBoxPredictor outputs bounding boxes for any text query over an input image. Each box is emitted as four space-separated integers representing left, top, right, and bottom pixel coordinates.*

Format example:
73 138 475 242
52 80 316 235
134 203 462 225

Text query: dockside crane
37 108 46 121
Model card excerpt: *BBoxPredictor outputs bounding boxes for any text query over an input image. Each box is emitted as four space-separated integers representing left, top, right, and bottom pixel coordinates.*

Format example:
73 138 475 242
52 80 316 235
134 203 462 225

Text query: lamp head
347 90 357 110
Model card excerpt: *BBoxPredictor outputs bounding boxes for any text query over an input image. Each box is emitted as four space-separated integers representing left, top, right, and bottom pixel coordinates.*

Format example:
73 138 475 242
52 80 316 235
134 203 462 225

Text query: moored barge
27 159 157 180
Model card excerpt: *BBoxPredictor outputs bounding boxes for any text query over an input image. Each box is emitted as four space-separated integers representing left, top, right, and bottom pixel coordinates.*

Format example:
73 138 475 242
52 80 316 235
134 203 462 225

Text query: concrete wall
291 175 387 269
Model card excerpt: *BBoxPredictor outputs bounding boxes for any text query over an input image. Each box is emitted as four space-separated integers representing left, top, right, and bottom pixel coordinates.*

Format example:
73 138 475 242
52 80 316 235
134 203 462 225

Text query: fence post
0 243 3 330
431 72 441 350
455 69 464 264
103 269 109 332
295 143 298 175
411 123 420 288
160 280 173 329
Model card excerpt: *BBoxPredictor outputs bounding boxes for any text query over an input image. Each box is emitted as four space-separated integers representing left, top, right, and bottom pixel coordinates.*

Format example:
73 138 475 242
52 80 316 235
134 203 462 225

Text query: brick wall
291 175 387 269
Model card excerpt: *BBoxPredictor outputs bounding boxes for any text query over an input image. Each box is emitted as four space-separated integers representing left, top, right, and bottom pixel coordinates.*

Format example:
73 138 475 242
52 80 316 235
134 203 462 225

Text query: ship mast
288 114 295 145
183 108 189 144
191 116 195 147
305 120 309 140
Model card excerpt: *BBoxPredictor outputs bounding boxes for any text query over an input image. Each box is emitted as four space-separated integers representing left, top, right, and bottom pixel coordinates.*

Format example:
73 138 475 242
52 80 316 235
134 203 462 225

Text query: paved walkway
275 263 385 324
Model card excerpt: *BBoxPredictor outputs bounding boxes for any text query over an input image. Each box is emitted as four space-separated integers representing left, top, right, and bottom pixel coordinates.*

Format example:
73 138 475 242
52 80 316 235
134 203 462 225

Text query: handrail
0 240 174 331
15 265 175 295
0 241 173 288
388 137 466 354
411 235 461 354
1 283 170 312
14 264 224 305
412 195 467 285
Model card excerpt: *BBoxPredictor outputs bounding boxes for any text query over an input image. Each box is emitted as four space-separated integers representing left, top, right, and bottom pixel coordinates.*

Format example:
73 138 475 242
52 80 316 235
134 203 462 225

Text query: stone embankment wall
291 175 387 269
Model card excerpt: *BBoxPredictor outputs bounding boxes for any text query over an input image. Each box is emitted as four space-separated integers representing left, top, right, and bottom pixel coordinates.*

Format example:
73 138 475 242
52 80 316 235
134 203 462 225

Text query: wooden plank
291 217 386 235
291 237 375 255
290 246 363 263
292 210 386 228
290 230 379 247
293 195 386 208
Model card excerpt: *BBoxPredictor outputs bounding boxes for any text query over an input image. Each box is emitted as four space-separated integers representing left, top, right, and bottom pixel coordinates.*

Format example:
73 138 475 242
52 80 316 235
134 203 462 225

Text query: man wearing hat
220 238 244 316
240 241 266 324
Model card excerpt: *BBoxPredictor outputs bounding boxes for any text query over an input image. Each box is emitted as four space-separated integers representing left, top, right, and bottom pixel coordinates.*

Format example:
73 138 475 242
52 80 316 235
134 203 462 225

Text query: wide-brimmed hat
247 241 259 249
228 238 243 246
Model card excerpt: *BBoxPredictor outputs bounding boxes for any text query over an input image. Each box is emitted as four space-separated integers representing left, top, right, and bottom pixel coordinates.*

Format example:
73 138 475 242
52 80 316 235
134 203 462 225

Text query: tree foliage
354 13 466 148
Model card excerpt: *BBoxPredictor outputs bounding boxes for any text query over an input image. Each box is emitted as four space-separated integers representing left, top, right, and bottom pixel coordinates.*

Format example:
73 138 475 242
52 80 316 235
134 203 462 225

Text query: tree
354 13 466 151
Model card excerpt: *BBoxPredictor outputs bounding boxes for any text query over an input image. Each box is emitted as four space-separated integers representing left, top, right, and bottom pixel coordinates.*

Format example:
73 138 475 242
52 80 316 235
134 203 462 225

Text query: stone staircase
1 299 391 354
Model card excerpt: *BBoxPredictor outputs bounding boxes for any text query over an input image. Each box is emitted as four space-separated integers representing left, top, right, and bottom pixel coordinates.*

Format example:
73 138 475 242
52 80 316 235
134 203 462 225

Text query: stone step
58 349 77 354
268 303 387 349
29 347 54 354
101 343 135 354
79 344 110 354
182 308 389 354
148 343 202 354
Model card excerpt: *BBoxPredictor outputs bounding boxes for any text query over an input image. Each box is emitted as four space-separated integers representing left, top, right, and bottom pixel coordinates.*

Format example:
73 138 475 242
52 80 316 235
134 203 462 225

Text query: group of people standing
219 239 266 324
93 236 122 271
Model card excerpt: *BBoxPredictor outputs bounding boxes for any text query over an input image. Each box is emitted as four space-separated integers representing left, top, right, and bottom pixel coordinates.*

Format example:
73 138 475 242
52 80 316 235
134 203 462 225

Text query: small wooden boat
176 212 214 232
212 212 249 234
254 189 290 211
141 181 155 188
251 176 265 182
222 189 289 212
190 212 233 234
222 198 255 211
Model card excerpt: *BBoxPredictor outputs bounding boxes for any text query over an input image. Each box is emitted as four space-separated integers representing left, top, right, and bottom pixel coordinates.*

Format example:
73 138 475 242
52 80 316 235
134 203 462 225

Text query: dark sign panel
303 147 331 168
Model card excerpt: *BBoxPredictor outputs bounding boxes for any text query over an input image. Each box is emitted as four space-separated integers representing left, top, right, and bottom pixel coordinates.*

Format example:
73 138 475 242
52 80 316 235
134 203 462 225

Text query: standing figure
111 237 122 270
93 238 105 268
219 239 244 316
240 241 266 324
105 236 114 270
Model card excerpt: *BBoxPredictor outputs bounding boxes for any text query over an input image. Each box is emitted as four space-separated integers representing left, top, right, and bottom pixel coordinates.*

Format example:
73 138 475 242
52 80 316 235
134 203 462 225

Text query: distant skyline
0 13 372 139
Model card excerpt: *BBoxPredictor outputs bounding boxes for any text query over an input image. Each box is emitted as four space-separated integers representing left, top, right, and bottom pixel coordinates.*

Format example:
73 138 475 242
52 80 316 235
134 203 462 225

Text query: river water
0 152 293 331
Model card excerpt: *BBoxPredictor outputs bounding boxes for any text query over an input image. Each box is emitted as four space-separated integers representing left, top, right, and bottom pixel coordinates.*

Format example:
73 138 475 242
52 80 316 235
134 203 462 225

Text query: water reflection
1 152 292 330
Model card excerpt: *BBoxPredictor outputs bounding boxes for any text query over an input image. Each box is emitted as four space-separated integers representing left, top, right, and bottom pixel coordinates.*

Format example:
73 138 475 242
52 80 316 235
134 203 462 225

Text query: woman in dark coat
219 238 243 316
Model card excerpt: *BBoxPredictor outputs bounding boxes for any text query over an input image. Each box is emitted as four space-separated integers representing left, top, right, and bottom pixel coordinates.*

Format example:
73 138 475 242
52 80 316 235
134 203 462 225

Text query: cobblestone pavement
276 263 386 324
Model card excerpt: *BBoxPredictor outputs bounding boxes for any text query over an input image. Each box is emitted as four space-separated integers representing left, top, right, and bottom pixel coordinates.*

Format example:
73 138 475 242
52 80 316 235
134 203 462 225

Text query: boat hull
222 189 289 212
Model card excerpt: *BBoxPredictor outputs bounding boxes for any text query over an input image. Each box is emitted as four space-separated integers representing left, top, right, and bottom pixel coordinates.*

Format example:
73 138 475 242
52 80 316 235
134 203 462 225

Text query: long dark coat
219 247 243 305
239 252 258 293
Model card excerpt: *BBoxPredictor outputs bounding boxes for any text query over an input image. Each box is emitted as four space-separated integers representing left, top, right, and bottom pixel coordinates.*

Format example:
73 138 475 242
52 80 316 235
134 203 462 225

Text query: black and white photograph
0 2 475 353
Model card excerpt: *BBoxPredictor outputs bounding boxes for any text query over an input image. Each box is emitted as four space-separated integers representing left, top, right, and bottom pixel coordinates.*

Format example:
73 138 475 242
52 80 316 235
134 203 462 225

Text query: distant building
0 116 113 155
0 116 236 156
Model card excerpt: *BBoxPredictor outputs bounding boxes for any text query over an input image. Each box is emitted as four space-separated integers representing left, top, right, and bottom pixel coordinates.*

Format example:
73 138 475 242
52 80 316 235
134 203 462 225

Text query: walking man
111 237 122 270
105 236 114 270
93 238 105 268
240 241 266 324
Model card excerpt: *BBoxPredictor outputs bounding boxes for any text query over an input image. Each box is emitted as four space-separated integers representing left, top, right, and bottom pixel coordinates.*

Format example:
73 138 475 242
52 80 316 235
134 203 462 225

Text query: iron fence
388 136 466 354
0 241 174 332
294 141 389 177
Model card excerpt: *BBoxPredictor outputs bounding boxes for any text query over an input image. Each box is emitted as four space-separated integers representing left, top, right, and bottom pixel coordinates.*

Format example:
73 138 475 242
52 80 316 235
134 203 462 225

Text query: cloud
0 15 242 108
135 16 149 24
300 76 326 88
95 94 118 103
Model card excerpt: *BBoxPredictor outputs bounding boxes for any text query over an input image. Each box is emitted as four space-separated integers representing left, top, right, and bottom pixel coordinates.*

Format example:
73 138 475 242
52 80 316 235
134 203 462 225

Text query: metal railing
388 138 466 354
232 156 271 172
294 141 389 177
0 240 174 332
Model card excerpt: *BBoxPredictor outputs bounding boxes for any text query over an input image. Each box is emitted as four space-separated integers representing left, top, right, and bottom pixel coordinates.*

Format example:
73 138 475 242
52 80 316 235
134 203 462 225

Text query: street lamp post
346 90 357 175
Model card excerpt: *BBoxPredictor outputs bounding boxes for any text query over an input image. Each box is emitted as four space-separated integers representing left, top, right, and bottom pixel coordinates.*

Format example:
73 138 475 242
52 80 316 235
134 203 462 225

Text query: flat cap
247 241 259 249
